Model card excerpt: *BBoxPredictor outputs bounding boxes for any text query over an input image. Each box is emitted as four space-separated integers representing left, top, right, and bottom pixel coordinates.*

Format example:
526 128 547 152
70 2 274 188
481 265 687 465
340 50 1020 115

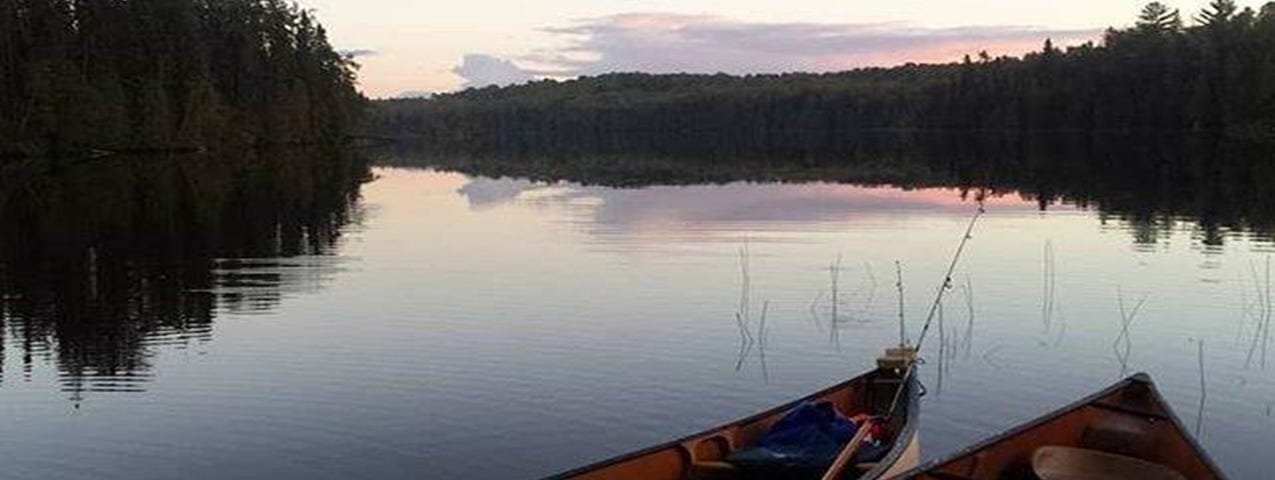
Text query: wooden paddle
819 419 874 480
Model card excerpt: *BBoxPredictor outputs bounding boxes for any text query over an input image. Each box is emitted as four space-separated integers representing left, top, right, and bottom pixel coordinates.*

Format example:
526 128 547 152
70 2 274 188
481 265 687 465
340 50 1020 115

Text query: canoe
546 348 921 480
894 373 1225 480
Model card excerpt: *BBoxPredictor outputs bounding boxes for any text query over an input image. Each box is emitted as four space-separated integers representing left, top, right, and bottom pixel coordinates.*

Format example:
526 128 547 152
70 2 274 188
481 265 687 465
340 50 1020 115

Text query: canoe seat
689 460 739 480
1079 414 1152 456
1032 446 1186 480
852 461 887 475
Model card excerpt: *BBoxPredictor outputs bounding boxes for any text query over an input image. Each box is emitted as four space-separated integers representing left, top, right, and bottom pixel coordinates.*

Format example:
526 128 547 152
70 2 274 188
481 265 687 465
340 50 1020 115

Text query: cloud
519 13 1100 77
450 13 1102 91
394 90 434 99
341 48 379 59
451 54 546 89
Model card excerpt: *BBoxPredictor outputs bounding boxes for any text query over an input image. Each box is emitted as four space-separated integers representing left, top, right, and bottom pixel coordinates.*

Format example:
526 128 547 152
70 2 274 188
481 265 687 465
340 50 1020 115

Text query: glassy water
1 146 1274 479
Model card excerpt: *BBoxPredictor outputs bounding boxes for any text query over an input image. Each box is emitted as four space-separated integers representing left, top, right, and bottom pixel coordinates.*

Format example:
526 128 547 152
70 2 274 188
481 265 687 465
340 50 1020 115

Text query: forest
374 1 1275 157
0 0 365 156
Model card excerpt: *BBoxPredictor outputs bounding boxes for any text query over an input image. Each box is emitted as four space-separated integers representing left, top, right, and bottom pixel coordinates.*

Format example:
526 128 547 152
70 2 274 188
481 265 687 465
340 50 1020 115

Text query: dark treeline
383 132 1275 247
0 148 370 399
375 1 1275 157
0 0 364 156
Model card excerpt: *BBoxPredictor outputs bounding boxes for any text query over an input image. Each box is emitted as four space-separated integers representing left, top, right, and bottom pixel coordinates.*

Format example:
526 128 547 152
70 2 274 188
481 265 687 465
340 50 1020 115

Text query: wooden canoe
894 373 1225 480
546 362 921 480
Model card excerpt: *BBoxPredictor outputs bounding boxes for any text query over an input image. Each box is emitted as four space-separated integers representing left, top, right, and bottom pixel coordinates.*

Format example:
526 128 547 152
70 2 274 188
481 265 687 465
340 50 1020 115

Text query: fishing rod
913 203 985 352
884 201 985 419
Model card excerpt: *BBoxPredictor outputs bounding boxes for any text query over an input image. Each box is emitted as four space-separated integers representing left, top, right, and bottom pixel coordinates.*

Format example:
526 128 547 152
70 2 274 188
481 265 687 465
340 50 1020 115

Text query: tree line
0 0 365 156
374 1 1275 157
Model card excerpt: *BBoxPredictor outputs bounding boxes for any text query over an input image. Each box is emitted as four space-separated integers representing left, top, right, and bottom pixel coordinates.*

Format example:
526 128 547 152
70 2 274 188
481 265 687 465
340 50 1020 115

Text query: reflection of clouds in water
456 177 544 209
588 184 988 228
457 176 1051 237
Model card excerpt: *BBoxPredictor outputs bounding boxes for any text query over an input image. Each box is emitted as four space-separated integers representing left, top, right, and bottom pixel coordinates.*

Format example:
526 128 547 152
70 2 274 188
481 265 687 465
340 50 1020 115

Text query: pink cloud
452 13 1102 87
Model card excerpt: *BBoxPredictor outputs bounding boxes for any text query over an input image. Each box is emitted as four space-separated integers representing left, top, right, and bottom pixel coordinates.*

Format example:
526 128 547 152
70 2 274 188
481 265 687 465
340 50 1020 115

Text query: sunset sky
298 1 1268 98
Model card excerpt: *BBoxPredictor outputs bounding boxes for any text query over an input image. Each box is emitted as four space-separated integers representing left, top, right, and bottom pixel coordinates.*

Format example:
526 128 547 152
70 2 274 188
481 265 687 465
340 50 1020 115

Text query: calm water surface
1 154 1274 479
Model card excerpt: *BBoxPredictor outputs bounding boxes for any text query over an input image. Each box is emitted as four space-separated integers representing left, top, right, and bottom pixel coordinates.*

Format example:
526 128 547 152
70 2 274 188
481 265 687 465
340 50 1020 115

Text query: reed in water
1113 286 1149 377
1042 239 1057 332
1243 256 1272 369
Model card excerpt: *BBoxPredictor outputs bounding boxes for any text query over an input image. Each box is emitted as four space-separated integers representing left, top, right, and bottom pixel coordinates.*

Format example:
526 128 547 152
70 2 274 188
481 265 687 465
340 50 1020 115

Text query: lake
1 144 1273 479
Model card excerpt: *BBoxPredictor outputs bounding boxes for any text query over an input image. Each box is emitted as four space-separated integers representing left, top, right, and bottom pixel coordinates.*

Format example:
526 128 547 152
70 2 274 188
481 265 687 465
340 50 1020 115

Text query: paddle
819 418 874 480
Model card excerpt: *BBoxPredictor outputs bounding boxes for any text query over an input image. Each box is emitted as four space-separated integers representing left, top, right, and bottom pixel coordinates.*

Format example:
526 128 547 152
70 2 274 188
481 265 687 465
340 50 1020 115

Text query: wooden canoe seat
1079 414 1152 456
853 462 880 476
1032 446 1187 480
689 461 738 480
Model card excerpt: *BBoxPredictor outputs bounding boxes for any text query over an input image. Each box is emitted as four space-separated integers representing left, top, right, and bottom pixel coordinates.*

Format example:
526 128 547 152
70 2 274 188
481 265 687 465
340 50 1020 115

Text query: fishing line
884 201 985 420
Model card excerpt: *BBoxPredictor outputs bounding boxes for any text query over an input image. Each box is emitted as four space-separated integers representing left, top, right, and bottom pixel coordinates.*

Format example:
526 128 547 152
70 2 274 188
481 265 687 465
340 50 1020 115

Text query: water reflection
0 149 370 398
2 137 1273 478
385 133 1275 246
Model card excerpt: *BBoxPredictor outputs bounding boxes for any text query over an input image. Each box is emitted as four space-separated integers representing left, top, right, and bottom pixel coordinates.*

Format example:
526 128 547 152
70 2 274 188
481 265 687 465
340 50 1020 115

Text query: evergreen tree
1199 0 1239 27
1138 2 1182 33
0 0 366 156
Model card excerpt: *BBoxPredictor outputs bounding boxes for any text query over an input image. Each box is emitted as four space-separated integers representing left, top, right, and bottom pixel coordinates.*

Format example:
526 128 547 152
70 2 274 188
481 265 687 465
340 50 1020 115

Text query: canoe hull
895 373 1225 480
878 431 920 478
547 366 920 480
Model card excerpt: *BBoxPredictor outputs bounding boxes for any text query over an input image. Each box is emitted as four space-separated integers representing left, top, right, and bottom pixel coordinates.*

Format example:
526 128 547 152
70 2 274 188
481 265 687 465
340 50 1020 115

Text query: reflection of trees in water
0 149 370 399
382 133 1275 244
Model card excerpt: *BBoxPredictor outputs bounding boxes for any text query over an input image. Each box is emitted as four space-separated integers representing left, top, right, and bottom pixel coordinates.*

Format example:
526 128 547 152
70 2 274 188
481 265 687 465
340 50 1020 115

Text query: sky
297 1 1269 98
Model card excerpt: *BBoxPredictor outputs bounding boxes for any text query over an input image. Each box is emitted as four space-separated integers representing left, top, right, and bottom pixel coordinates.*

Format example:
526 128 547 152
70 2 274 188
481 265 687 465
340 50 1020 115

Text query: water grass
734 312 754 372
830 254 842 327
758 300 770 383
732 238 771 381
738 239 751 329
981 344 1005 370
861 261 878 318
808 290 825 334
1261 256 1271 368
812 257 883 348
1042 239 1057 332
1243 256 1272 369
962 275 976 357
937 300 946 395
734 239 754 371
1195 338 1207 438
1113 286 1148 377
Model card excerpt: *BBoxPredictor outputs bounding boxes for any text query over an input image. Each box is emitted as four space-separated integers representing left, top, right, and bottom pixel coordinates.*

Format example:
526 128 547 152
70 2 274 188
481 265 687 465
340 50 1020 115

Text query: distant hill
372 1 1275 157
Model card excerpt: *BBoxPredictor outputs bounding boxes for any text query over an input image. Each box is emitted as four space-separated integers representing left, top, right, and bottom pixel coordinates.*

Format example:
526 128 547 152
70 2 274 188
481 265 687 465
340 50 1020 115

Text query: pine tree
0 0 365 155
1137 2 1182 33
1199 0 1239 27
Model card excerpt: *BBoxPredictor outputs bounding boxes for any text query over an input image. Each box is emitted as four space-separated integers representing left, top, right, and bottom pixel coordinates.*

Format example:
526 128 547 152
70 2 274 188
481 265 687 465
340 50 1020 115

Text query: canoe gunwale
543 366 919 480
892 372 1227 479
